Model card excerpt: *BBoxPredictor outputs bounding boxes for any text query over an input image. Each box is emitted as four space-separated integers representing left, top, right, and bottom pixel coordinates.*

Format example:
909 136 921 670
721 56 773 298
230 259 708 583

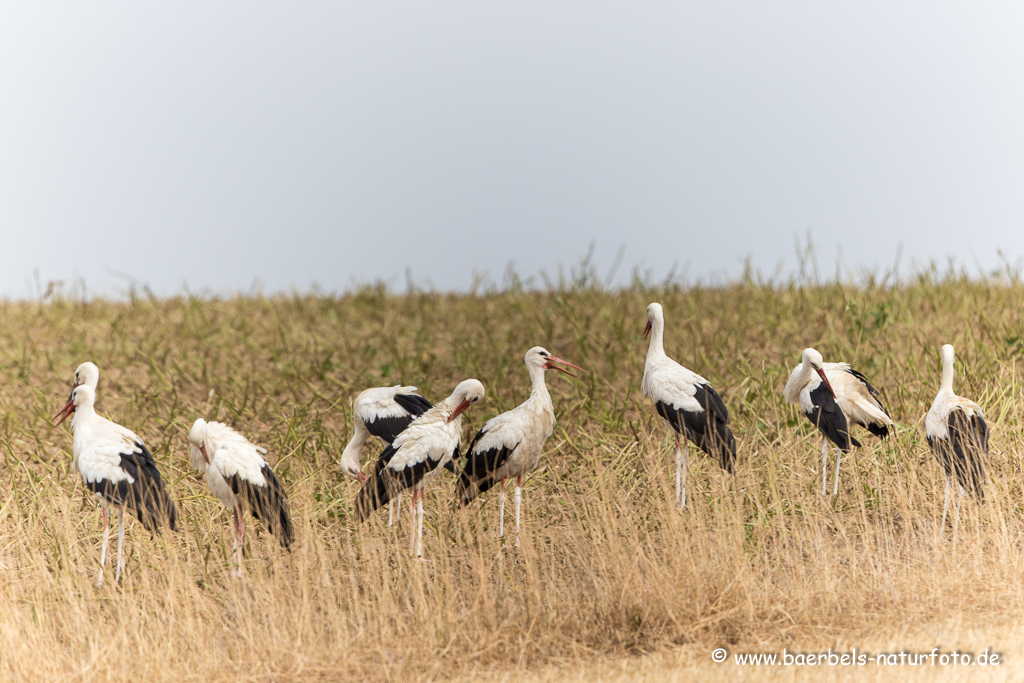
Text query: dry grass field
2 274 1024 681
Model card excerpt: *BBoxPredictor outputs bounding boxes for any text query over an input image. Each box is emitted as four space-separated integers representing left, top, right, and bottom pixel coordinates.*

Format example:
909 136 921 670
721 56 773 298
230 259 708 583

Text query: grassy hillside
1 278 1023 680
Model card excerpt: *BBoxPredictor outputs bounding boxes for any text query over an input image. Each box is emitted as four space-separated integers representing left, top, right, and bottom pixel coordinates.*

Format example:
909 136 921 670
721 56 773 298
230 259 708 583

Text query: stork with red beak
189 419 294 576
340 385 434 526
641 303 737 510
64 361 140 446
784 347 893 495
55 382 178 584
354 379 485 558
456 347 583 546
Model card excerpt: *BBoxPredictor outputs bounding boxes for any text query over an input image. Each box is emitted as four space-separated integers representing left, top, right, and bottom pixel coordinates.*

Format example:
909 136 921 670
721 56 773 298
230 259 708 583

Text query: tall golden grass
1 276 1023 680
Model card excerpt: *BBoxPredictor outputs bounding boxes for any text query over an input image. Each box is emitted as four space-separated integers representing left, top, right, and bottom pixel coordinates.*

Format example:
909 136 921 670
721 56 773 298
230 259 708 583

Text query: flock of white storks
52 302 986 581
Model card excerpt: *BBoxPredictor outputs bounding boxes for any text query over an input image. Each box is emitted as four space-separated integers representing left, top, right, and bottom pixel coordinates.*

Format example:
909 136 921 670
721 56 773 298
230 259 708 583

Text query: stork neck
801 362 816 387
528 362 549 398
346 418 370 450
646 317 666 360
941 355 955 394
70 403 96 432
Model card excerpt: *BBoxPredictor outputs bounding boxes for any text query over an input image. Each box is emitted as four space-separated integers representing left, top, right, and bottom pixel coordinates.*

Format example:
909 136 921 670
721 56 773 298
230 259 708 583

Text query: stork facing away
784 347 893 495
456 347 583 546
341 385 434 525
189 419 294 575
641 303 736 509
925 344 988 540
55 383 178 584
354 379 485 558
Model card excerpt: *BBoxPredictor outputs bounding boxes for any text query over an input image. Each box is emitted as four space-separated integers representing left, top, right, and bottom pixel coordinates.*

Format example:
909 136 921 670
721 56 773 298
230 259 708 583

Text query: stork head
188 418 210 467
339 452 368 483
801 347 834 396
73 362 100 391
447 379 485 423
941 343 955 366
525 346 584 379
644 302 664 340
54 384 95 426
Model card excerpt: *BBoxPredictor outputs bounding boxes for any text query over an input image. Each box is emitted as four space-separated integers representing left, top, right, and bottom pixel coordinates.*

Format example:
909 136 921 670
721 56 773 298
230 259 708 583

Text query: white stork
784 347 893 495
55 384 178 584
456 347 583 546
925 344 988 539
641 303 736 509
189 419 294 575
354 379 485 558
340 385 435 526
66 361 140 446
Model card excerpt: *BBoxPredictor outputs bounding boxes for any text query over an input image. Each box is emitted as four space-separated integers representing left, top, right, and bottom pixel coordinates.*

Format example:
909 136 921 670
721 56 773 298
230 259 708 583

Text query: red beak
447 399 471 424
815 367 836 398
643 320 652 341
544 355 585 379
357 471 368 483
54 396 75 426
200 444 210 465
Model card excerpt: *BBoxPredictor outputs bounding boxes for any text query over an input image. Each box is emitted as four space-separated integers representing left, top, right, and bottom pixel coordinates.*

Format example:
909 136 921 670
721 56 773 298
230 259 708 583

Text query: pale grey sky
1 3 1022 297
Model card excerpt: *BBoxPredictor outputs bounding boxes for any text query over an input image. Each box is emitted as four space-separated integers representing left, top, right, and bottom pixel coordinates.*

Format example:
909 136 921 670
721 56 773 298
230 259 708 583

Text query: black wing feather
456 428 520 505
226 465 294 549
364 415 416 444
655 383 737 473
363 393 433 444
929 409 988 501
393 393 432 416
844 368 892 438
354 443 451 523
806 383 860 452
444 445 460 473
357 444 400 521
86 441 178 533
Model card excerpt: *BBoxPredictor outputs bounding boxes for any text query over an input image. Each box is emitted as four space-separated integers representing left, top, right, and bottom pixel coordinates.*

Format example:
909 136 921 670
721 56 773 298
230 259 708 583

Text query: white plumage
189 419 293 575
925 344 988 538
784 347 892 495
355 379 485 558
340 385 432 481
456 347 583 545
641 303 736 509
67 361 146 451
55 380 178 585
340 385 433 526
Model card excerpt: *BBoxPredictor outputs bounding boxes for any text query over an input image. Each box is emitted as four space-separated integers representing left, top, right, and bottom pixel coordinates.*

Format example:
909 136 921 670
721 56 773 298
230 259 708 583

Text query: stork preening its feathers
340 386 433 481
354 379 485 558
341 385 436 525
784 348 893 495
55 372 178 585
641 303 737 509
925 344 988 540
456 347 583 545
189 419 294 575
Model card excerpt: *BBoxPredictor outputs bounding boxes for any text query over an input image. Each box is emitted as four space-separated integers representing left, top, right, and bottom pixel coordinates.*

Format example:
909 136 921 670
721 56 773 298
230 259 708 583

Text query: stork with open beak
456 347 583 546
354 379 485 558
